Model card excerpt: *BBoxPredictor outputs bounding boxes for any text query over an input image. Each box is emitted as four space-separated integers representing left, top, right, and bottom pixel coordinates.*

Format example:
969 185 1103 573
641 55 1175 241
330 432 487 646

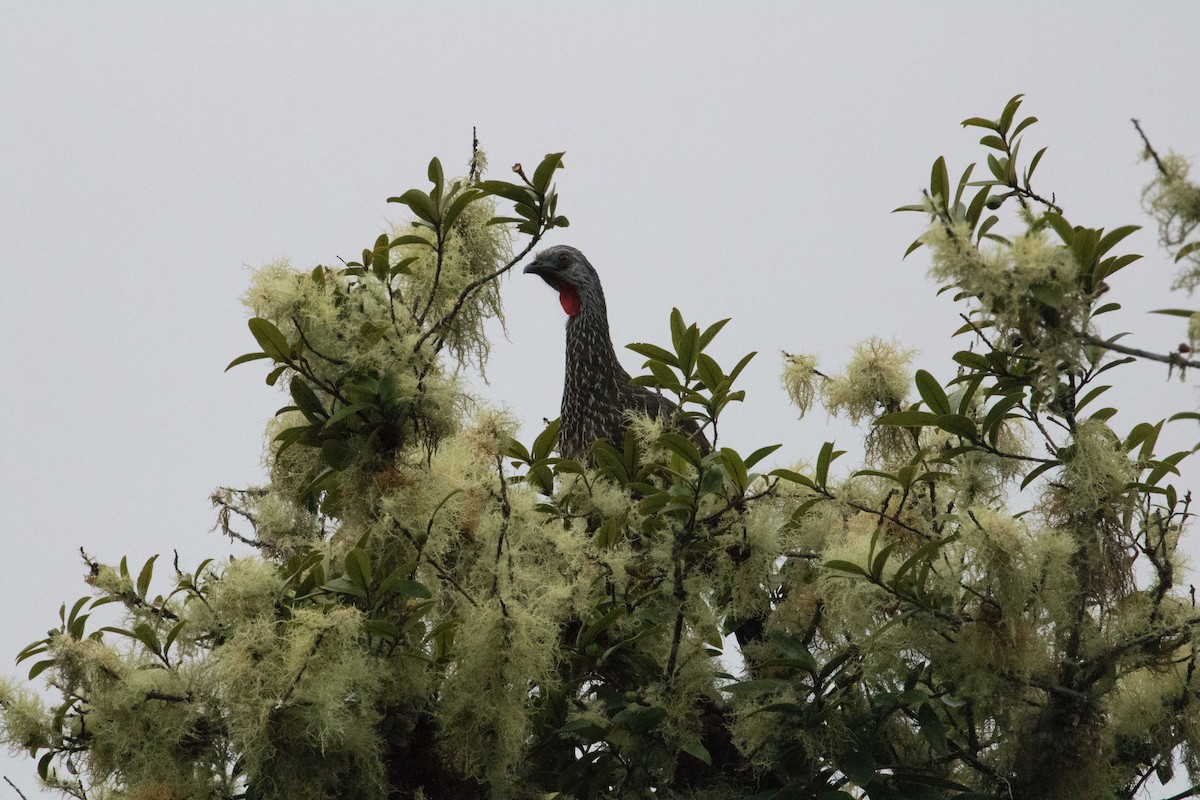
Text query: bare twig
414 235 543 360
395 524 479 608
1161 784 1200 800
1132 118 1170 178
4 776 30 800
784 550 821 560
1080 332 1200 371
290 315 347 365
278 629 327 708
490 456 513 616
210 491 281 555
469 126 481 183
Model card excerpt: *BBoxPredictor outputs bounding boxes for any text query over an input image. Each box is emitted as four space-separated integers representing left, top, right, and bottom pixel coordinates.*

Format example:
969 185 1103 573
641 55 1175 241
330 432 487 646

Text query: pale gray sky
2 3 1199 795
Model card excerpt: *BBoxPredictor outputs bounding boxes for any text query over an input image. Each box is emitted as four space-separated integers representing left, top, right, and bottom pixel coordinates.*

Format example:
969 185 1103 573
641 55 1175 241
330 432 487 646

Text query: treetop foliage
3 96 1200 800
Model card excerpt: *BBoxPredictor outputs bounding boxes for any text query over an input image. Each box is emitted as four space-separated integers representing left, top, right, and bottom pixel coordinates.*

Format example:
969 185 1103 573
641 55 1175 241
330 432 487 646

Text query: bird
523 245 712 463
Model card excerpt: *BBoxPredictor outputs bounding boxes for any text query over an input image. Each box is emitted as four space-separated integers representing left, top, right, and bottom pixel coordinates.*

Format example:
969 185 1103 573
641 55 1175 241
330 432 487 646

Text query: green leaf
934 413 977 440
1011 115 1038 139
389 189 438 224
961 117 998 130
824 559 867 577
345 548 372 589
981 393 1023 444
724 679 794 696
1074 385 1110 413
132 622 161 655
877 410 938 428
728 350 757 382
321 438 355 470
136 555 157 598
815 441 844 487
427 156 444 191
669 308 686 352
478 180 534 206
719 448 749 493
389 234 434 248
1020 460 1057 490
324 402 370 428
290 376 327 422
530 418 561 460
1095 224 1140 257
248 317 290 361
930 156 950 207
870 544 895 580
442 188 482 230
698 318 731 349
626 342 680 367
914 370 951 415
679 739 712 766
28 659 55 680
840 748 876 786
531 152 565 194
903 236 926 258
363 619 400 641
1149 308 1197 319
770 468 816 489
225 351 270 371
998 93 1024 135
659 432 702 468
744 443 781 469
1029 281 1065 308
323 575 367 598
1176 240 1200 262
1043 212 1075 244
697 353 724 390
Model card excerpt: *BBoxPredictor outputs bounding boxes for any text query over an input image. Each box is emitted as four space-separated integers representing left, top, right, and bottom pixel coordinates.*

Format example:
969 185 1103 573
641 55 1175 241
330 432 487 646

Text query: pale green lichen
780 352 820 418
822 338 914 424
0 680 52 753
1142 151 1200 289
924 223 1090 388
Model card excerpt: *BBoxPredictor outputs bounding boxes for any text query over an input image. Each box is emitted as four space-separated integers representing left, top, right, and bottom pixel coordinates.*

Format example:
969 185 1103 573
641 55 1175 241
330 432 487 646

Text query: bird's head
523 245 603 318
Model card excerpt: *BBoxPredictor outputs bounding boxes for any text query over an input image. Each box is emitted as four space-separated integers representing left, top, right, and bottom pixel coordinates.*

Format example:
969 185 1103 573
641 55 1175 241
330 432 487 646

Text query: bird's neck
564 299 629 397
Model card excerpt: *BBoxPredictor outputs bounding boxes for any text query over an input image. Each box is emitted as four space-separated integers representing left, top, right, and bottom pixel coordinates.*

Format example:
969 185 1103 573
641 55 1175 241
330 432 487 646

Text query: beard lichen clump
821 338 914 424
925 223 1089 386
780 352 820 418
1141 150 1200 289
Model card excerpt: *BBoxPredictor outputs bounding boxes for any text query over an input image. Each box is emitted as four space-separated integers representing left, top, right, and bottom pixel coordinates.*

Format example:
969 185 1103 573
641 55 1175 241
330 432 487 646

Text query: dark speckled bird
523 245 712 462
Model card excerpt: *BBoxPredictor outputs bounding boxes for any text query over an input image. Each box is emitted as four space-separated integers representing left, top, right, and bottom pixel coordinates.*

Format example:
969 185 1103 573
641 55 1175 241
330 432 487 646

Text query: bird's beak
523 259 565 290
523 260 554 278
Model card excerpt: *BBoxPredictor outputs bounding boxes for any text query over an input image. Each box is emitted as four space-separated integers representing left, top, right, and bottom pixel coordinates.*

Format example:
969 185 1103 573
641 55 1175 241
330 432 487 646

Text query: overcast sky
2 3 1199 795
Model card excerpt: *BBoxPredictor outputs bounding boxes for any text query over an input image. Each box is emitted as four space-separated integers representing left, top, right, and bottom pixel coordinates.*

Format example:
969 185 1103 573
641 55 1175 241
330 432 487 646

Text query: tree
3 96 1200 800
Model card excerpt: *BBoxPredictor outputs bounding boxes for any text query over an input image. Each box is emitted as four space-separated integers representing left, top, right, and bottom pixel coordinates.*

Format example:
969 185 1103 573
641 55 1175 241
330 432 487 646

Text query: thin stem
1132 118 1170 178
414 234 543 361
1081 332 1200 371
290 316 346 365
4 777 30 800
278 629 327 708
418 229 446 327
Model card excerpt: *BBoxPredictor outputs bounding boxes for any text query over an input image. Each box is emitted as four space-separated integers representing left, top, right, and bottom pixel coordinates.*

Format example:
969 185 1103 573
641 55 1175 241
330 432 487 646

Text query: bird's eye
557 254 570 267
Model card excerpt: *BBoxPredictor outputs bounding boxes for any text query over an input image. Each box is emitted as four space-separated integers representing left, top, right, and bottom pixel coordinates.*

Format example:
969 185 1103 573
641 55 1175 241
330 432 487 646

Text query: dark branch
1132 118 1170 178
4 777 30 800
414 235 543 360
1081 332 1200 371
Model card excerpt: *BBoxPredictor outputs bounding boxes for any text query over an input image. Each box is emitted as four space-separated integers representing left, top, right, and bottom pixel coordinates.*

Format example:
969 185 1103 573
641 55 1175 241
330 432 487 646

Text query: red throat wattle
559 285 581 317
